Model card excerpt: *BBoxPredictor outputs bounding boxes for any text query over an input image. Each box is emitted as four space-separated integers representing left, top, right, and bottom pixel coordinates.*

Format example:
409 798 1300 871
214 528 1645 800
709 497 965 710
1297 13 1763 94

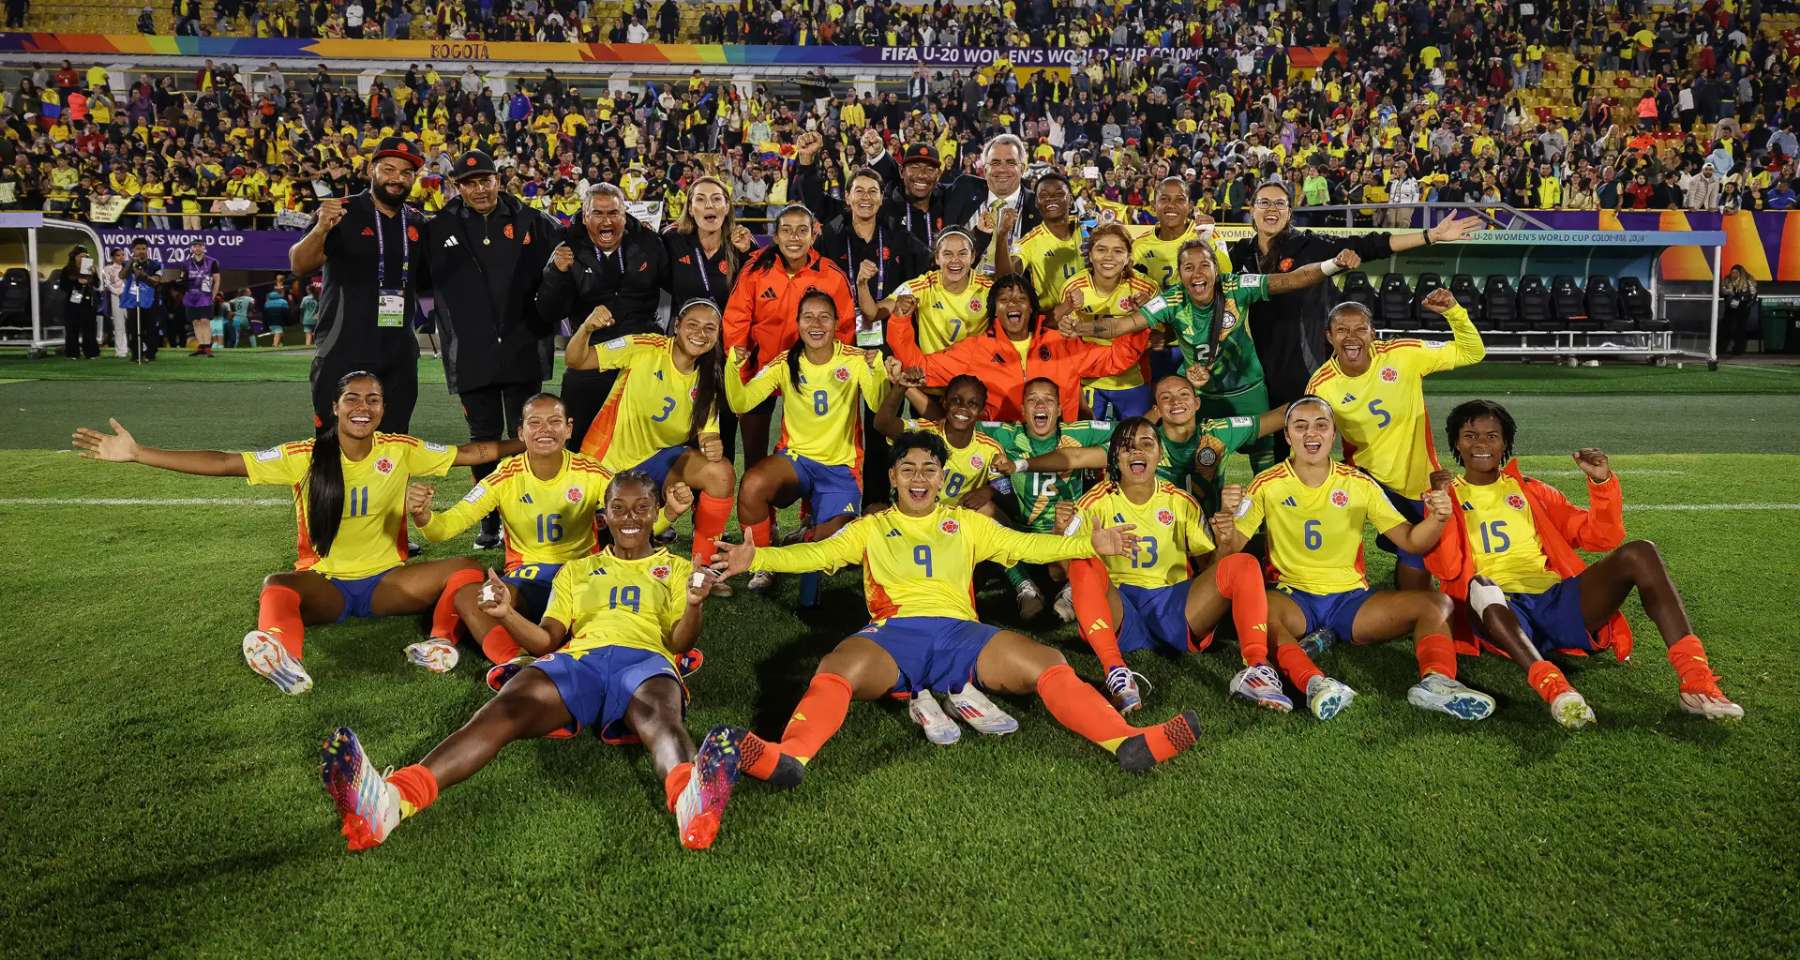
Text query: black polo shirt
314 191 426 360
816 215 930 303
659 227 735 311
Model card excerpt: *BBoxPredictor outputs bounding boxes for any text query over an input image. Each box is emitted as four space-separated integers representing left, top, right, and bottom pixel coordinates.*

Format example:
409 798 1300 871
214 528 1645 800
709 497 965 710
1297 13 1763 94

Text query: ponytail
306 370 373 559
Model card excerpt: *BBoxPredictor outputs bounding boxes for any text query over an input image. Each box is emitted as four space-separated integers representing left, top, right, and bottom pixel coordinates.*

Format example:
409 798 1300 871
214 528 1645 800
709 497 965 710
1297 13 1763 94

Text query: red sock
746 516 773 548
385 764 439 818
430 567 485 640
1035 662 1173 758
1415 632 1457 679
1069 557 1125 672
693 492 734 567
257 583 305 658
1527 660 1574 703
480 624 521 664
777 672 853 766
662 762 693 812
1667 635 1721 694
1215 553 1270 665
1273 642 1324 691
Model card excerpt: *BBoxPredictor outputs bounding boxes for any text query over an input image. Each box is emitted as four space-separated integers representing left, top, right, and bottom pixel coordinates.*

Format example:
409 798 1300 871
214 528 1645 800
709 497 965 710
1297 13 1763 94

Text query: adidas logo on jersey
521 493 534 504
1281 496 1298 507
1341 393 1356 404
886 528 903 537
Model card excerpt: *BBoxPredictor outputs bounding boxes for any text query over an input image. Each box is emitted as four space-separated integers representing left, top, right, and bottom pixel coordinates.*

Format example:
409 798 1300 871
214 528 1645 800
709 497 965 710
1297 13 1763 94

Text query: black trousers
127 305 159 359
311 351 420 433
459 380 536 482
560 366 619 453
63 303 98 358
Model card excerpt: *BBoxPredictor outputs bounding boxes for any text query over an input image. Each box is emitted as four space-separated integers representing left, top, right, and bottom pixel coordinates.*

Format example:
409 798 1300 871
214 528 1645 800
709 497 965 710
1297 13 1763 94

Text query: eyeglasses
1252 198 1290 209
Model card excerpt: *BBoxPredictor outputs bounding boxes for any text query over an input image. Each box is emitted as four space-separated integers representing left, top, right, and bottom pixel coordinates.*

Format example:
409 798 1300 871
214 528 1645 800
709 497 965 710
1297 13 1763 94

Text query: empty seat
1378 273 1414 329
1412 271 1445 325
1338 271 1379 317
1517 275 1551 331
1550 274 1589 329
1450 273 1483 323
1482 275 1518 330
1585 276 1622 329
1619 276 1659 328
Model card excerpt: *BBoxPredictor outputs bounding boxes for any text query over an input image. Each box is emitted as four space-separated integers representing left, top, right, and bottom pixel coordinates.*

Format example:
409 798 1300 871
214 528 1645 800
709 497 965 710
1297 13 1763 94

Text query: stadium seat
1450 274 1483 323
1517 275 1552 331
1411 271 1445 326
1339 271 1378 317
1482 275 1518 331
1550 274 1589 330
1378 273 1413 329
1585 276 1622 329
1619 276 1659 328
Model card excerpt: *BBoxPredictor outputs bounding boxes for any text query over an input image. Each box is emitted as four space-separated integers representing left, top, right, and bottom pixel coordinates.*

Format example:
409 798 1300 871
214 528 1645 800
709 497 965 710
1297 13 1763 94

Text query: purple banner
93 228 299 271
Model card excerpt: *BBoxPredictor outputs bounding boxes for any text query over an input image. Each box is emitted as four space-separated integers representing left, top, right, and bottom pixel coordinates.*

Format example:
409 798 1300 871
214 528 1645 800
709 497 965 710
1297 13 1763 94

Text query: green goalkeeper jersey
1138 273 1270 399
981 420 1114 532
1161 416 1263 514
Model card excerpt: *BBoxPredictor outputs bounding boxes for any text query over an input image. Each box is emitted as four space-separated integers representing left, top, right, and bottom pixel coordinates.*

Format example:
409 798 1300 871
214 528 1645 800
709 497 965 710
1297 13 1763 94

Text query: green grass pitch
1 350 1797 958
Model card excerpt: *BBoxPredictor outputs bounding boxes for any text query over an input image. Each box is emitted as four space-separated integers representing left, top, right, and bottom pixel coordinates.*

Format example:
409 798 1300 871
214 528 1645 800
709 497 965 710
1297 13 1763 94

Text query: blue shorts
784 450 861 521
530 646 686 743
1147 346 1184 384
1371 478 1426 570
855 616 1000 695
1280 586 1375 642
1084 384 1153 421
1475 577 1595 656
504 562 564 623
626 445 689 491
1117 582 1196 656
328 569 394 622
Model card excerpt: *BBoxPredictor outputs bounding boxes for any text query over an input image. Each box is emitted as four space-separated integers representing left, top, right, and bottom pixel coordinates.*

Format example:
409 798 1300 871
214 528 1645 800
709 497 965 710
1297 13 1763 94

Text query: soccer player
1049 224 1161 420
319 469 743 852
724 290 888 592
567 297 736 592
1216 396 1498 720
1061 419 1354 717
706 431 1201 790
872 229 993 355
1424 400 1743 725
997 172 1082 311
1062 240 1357 476
874 372 1010 514
1305 289 1485 590
1131 178 1230 293
70 371 520 694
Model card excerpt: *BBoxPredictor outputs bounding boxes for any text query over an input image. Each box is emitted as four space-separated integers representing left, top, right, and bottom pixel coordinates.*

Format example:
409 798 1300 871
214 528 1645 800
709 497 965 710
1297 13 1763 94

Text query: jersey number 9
913 544 933 577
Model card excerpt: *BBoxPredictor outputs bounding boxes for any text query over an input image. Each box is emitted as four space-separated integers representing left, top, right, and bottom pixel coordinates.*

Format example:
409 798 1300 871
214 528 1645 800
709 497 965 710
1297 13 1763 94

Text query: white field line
0 497 1796 512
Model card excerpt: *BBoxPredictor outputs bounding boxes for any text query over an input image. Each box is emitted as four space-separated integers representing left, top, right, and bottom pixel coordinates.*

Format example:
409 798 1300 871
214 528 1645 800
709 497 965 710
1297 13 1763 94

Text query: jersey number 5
1367 398 1391 429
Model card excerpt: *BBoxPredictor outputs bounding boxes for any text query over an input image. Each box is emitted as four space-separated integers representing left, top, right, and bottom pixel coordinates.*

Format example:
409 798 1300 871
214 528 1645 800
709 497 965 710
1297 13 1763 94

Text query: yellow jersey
242 433 458 579
1015 222 1084 309
418 451 613 571
727 343 886 468
749 504 1096 621
1066 271 1159 393
581 335 720 472
1450 475 1560 594
1070 480 1214 588
543 547 692 663
890 271 993 352
1131 224 1233 290
1235 461 1407 594
904 418 1008 504
1305 306 1485 498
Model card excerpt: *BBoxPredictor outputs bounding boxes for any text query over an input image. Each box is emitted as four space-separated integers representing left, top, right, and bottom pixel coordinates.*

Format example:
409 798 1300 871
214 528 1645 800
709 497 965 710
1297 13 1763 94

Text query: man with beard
864 133 1038 270
418 150 562 550
290 136 429 433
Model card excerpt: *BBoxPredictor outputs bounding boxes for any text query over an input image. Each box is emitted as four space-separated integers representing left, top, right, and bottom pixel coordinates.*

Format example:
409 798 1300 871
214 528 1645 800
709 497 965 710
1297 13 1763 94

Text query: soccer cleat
485 656 532 693
1678 689 1744 721
746 571 777 593
406 537 424 558
653 526 680 546
908 690 961 745
1407 673 1497 720
1115 710 1201 773
1105 665 1149 714
404 638 461 673
733 727 806 789
473 530 502 550
1305 674 1357 721
675 726 743 850
945 685 1020 735
676 648 705 678
319 727 400 851
1228 664 1294 713
1052 583 1076 623
1550 689 1597 729
1298 627 1338 659
242 630 313 695
1015 579 1045 620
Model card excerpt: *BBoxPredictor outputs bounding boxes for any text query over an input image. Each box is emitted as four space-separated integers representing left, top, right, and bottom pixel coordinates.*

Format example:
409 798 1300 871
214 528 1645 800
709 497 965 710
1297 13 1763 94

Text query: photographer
119 238 162 361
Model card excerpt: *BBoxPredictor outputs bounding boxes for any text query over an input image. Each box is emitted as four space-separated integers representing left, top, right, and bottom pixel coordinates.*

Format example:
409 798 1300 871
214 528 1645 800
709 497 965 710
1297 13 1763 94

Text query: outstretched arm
71 419 247 477
1264 248 1359 295
1012 444 1107 474
452 439 525 467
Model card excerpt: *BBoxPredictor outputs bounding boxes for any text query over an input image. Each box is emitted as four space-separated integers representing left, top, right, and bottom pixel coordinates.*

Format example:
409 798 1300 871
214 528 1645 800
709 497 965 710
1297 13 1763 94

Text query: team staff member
658 175 755 464
874 133 1038 271
820 129 946 248
419 150 561 550
290 136 430 433
179 239 221 357
536 183 669 448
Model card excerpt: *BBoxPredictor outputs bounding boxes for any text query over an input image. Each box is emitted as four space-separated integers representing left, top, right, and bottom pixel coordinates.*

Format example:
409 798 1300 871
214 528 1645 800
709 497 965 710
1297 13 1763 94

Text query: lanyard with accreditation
374 204 411 328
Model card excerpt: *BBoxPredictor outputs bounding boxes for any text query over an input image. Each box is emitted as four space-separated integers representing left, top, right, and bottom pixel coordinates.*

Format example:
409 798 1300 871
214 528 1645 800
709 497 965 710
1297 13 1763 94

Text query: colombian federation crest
940 518 960 535
1380 366 1399 383
1156 509 1175 526
1506 494 1527 510
375 456 395 475
1330 489 1350 508
834 367 850 382
969 455 985 471
651 565 672 581
566 487 583 503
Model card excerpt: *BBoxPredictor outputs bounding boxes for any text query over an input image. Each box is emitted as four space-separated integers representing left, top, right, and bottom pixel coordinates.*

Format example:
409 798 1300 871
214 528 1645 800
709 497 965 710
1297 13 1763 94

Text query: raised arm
872 359 914 439
1418 288 1486 370
477 569 567 656
563 305 614 371
1382 483 1453 556
724 347 780 414
71 419 248 477
413 479 499 543
1013 444 1107 474
451 439 525 467
1264 248 1358 295
288 197 344 277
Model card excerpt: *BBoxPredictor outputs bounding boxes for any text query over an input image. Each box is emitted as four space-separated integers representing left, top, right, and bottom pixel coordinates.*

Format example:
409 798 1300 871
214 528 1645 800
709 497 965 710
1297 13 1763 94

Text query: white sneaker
242 629 312 695
908 691 961 745
1052 583 1076 623
945 686 1019 735
1228 663 1294 712
404 638 460 673
1407 673 1496 720
319 727 400 851
1015 579 1045 620
1106 665 1149 713
1678 690 1744 721
1550 689 1597 729
1306 674 1357 720
746 570 777 592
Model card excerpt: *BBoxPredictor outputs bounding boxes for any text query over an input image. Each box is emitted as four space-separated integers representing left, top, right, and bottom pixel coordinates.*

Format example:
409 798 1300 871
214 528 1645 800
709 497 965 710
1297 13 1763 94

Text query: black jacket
815 213 931 303
868 152 1039 254
535 215 669 346
419 193 560 394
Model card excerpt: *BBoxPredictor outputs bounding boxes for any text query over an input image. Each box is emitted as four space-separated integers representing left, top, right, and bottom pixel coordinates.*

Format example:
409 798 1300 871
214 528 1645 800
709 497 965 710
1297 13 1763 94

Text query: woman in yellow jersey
567 299 736 591
875 229 991 354
998 172 1082 310
1133 177 1233 381
707 431 1201 794
320 469 745 853
1051 223 1160 419
71 372 521 695
1215 397 1497 721
726 290 888 592
874 371 1009 515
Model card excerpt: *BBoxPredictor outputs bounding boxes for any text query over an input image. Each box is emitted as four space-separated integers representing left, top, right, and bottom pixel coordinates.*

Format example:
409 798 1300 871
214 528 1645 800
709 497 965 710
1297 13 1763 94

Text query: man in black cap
418 150 561 548
290 135 428 432
829 130 1037 270
798 129 948 249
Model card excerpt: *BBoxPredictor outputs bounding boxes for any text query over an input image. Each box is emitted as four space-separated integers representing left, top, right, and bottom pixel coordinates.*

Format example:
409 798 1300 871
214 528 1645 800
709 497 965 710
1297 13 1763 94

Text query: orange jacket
1425 461 1632 660
722 246 855 378
887 310 1147 422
